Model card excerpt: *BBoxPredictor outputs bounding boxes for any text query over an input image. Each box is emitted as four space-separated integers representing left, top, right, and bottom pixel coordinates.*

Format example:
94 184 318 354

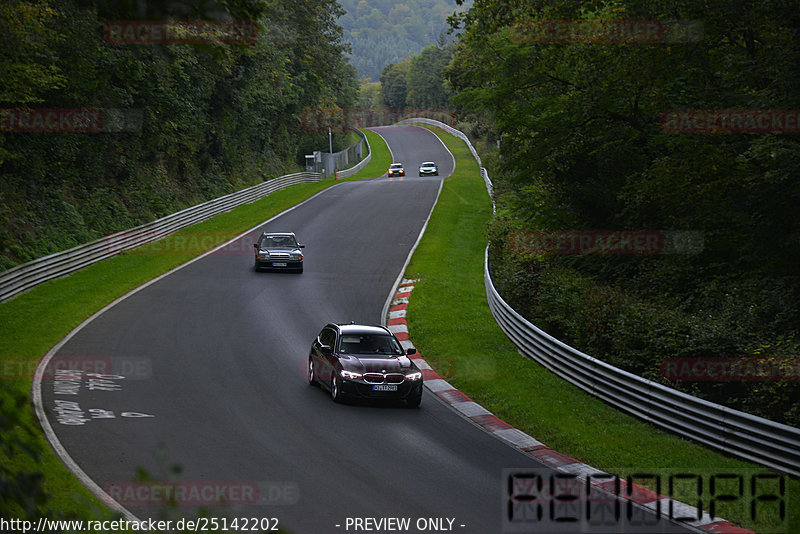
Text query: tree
0 0 358 268
406 43 453 109
358 79 382 108
446 0 800 425
379 61 409 108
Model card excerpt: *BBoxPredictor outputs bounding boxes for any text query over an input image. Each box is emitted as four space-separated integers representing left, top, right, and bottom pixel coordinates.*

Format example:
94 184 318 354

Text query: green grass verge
0 171 384 527
344 128 391 180
404 124 797 534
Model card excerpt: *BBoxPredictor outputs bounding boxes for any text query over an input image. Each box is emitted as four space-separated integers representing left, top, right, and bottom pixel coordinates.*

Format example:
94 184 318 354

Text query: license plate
372 385 398 392
272 262 287 267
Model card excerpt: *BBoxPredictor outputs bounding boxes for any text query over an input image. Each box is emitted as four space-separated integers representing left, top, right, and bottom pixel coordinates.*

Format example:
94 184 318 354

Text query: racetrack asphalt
38 125 694 533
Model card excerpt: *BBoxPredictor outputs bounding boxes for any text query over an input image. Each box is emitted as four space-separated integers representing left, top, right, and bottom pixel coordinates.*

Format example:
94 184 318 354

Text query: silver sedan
253 232 304 272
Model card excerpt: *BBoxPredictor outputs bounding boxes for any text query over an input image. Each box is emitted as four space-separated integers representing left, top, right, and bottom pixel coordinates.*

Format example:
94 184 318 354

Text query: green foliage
338 0 467 80
0 390 49 519
379 61 409 108
449 0 800 426
492 249 800 426
378 42 454 110
358 80 382 108
406 125 799 533
406 44 454 108
0 0 358 268
0 2 66 108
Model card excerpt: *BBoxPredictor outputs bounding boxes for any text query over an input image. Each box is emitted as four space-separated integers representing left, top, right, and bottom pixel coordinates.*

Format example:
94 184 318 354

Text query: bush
489 239 800 427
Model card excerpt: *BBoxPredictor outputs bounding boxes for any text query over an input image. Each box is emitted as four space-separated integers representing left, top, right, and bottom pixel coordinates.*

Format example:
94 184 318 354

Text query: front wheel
307 358 316 386
330 375 342 402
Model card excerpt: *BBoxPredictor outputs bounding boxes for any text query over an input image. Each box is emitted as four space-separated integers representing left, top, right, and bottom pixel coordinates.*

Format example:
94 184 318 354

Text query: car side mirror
406 348 416 355
299 244 305 248
253 243 258 249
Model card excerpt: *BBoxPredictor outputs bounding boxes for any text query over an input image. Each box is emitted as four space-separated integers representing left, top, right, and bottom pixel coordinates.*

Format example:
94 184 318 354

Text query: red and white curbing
387 279 756 534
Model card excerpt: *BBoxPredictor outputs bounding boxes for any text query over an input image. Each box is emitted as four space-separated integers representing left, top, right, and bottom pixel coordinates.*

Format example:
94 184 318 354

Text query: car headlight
405 371 422 381
259 251 269 259
340 370 362 380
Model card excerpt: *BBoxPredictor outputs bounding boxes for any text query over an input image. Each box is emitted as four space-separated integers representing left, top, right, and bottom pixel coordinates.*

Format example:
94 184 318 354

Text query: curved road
40 125 690 533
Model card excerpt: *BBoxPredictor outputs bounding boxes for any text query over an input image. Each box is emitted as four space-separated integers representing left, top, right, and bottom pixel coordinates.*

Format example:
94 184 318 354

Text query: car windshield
390 164 403 168
339 334 403 356
422 162 434 166
260 235 297 248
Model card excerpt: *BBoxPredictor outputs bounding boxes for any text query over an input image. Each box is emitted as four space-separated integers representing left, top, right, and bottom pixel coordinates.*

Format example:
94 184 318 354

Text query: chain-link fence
306 129 368 177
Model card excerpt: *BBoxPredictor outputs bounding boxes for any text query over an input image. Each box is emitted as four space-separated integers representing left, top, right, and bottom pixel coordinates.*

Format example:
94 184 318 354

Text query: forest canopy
0 0 358 269
338 0 467 81
447 0 800 425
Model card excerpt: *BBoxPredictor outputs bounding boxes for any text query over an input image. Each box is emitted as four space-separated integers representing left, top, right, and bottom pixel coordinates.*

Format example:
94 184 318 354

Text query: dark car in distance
418 161 438 176
253 232 304 272
387 163 405 177
308 323 423 407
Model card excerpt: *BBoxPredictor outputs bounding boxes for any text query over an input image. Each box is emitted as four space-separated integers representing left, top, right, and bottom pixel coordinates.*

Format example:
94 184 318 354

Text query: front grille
270 252 290 259
364 373 384 384
363 373 405 384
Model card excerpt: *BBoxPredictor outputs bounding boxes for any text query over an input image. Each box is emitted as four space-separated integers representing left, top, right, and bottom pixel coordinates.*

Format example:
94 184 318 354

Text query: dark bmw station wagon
308 323 423 407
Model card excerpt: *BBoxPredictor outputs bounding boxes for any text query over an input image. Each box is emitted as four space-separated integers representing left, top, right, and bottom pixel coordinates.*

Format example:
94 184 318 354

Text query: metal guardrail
337 129 371 179
397 117 483 167
485 253 800 477
0 172 321 302
400 117 800 477
396 117 494 213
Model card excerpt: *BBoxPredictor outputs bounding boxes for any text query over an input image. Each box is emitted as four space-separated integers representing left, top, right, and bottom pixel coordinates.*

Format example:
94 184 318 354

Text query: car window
338 334 402 356
260 235 297 248
319 328 336 347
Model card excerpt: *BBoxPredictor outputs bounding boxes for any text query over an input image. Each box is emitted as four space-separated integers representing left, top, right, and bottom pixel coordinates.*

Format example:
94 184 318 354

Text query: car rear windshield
260 235 297 248
339 334 403 356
